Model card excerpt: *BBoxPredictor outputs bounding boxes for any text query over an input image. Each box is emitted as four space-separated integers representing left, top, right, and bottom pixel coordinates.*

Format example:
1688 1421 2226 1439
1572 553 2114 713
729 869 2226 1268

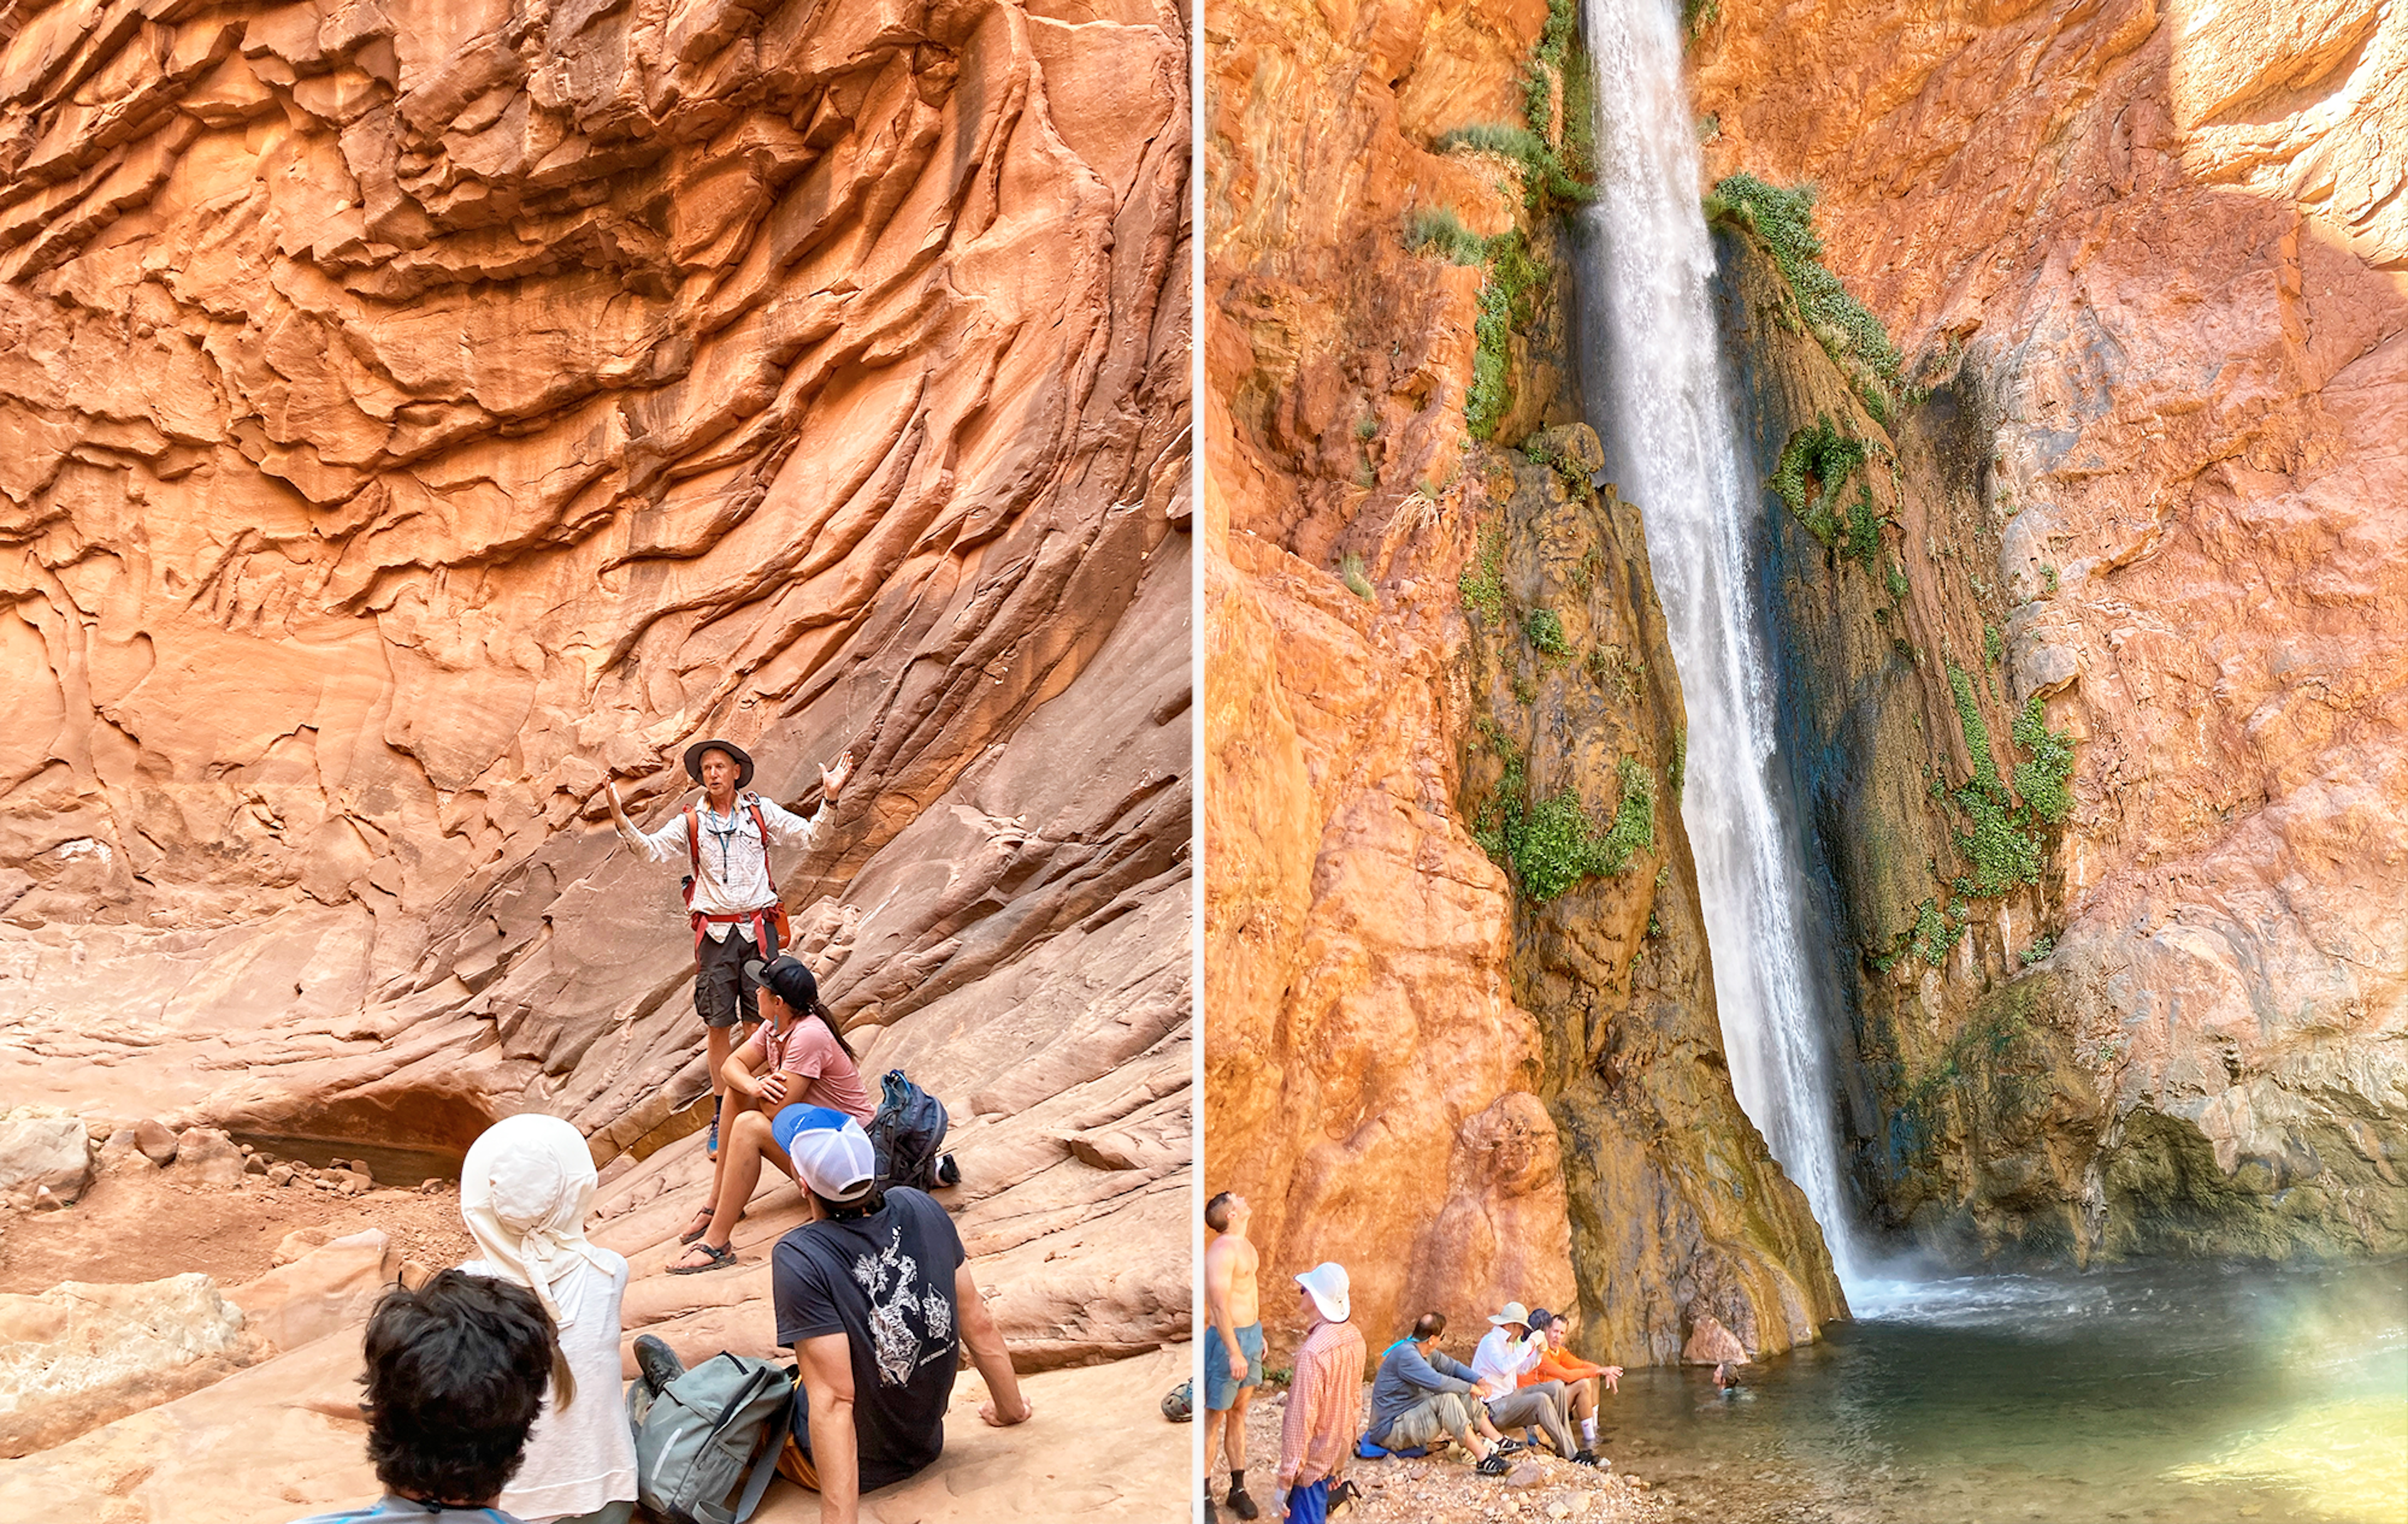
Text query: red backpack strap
685 804 700 876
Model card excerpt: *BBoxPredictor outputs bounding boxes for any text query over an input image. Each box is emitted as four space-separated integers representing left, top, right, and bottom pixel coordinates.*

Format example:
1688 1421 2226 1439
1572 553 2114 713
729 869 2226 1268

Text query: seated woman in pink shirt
670 954 871 1273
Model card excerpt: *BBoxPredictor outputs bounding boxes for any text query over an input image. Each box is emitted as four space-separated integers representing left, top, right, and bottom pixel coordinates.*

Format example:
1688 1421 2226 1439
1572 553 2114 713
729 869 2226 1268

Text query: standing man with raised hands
603 737 853 1158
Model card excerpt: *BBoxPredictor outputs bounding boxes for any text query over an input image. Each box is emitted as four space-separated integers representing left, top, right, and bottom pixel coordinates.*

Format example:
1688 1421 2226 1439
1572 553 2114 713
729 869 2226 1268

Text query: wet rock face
1697 1 2408 1260
1205 0 1840 1364
1456 429 1843 1363
0 0 1190 1360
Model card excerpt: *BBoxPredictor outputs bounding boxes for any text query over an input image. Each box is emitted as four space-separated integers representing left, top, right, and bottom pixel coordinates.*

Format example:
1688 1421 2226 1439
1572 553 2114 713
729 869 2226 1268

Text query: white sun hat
1296 1261 1351 1323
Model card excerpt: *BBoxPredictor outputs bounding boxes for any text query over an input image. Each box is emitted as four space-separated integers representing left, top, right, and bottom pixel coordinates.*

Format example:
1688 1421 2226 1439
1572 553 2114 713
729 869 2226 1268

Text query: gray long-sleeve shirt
1366 1338 1479 1442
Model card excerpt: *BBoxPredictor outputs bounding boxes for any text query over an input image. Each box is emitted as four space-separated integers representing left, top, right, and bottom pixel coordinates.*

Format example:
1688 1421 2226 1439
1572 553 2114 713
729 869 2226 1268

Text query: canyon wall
1205 0 1841 1367
1693 0 2408 1261
0 0 1191 1436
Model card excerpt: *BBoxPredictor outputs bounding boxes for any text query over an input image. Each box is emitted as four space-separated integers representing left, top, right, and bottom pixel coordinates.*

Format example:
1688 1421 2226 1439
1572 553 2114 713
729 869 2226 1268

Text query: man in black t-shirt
769 1106 1032 1519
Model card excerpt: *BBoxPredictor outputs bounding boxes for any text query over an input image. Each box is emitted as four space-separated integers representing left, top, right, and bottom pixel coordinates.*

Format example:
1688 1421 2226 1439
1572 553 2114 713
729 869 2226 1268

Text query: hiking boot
705 1115 719 1159
1225 1485 1259 1520
934 1152 961 1187
633 1333 685 1395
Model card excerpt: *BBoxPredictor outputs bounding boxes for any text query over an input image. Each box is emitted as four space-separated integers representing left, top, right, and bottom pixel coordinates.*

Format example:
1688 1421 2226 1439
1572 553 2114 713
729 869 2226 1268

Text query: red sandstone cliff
0 0 1190 1512
1205 0 1843 1367
1692 0 2408 1258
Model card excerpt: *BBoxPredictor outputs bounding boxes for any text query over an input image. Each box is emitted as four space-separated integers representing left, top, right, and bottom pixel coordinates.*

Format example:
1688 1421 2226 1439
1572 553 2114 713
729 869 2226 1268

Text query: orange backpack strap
684 805 700 878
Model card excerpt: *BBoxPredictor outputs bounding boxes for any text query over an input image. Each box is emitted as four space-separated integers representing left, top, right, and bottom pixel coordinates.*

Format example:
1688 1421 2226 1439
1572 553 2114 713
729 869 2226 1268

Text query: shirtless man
1203 1191 1263 1521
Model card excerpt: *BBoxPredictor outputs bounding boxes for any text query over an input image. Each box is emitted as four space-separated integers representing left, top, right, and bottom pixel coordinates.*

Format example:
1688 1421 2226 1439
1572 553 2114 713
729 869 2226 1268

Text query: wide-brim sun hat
1296 1261 1350 1323
1488 1300 1533 1328
772 1105 877 1202
684 737 755 790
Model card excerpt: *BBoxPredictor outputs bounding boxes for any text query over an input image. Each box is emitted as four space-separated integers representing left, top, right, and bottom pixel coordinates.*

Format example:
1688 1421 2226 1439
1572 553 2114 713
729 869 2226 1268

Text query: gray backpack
626 1352 795 1524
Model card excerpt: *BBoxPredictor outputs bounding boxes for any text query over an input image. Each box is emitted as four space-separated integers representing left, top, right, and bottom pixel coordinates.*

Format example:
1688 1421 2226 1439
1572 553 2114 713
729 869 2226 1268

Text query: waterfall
1575 0 1861 1284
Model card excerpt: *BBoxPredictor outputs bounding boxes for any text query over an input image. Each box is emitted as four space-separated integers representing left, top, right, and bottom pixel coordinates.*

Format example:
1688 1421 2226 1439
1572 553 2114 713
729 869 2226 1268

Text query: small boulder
0 1114 95 1203
98 1128 140 1163
133 1120 179 1167
267 1162 297 1186
1506 1461 1544 1488
173 1128 246 1189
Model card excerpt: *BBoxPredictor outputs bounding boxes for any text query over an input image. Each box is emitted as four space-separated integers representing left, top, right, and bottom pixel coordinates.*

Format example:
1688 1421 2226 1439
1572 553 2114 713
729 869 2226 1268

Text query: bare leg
1203 1407 1227 1489
706 1024 734 1100
1223 1384 1252 1474
684 1085 761 1238
1568 1377 1597 1422
671 1108 788 1266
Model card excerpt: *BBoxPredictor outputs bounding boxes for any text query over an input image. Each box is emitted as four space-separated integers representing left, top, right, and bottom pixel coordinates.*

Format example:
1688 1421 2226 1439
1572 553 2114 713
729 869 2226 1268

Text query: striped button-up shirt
1277 1316 1366 1490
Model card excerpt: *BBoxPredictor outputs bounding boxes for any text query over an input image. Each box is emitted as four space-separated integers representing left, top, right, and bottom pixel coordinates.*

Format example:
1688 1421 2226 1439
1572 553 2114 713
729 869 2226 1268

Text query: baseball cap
771 1105 876 1202
741 954 818 1010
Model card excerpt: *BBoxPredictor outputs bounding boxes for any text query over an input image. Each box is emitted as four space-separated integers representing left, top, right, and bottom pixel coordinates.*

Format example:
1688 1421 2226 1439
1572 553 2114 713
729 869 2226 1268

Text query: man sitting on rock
768 1106 1030 1520
1523 1308 1620 1458
290 1269 561 1523
1363 1312 1513 1476
602 736 853 1159
1470 1300 1595 1466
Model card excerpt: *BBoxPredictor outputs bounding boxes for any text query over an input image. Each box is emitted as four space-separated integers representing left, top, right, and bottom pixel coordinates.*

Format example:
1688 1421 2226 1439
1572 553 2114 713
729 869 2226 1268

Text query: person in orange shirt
1519 1308 1622 1458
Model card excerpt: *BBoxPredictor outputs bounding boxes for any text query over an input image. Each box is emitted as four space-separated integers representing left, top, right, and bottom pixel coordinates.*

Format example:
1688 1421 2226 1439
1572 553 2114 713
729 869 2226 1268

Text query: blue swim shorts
1203 1320 1265 1411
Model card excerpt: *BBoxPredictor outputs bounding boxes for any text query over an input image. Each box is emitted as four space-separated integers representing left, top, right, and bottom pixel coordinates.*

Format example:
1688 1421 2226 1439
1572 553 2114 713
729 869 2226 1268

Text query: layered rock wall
0 0 1191 1376
1694 0 2408 1260
1206 0 1840 1365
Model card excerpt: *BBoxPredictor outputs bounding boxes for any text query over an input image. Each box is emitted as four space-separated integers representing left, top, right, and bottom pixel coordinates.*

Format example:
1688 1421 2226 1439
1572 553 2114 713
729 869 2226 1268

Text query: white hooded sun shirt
458 1113 637 1524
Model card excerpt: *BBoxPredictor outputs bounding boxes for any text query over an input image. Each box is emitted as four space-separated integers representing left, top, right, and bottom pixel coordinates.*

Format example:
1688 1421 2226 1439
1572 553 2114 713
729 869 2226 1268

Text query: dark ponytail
811 998 857 1063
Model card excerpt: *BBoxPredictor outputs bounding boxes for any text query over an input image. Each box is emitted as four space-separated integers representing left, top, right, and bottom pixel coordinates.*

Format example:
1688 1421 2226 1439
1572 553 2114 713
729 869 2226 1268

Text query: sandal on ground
1493 1438 1528 1456
1571 1449 1603 1468
668 1241 739 1274
1328 1478 1361 1516
1476 1453 1511 1477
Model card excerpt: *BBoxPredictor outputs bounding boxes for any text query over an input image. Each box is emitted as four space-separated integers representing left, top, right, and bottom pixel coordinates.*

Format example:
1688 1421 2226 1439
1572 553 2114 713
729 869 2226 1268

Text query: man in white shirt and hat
1469 1300 1594 1466
603 736 853 1157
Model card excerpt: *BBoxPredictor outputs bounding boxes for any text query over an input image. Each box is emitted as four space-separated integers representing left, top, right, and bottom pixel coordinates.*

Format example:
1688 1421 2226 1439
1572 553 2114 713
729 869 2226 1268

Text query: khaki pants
1373 1391 1479 1453
1483 1380 1576 1458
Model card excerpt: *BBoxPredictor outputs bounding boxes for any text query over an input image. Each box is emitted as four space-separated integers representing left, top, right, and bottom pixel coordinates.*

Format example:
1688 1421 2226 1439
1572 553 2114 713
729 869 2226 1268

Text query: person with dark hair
1363 1312 1512 1474
458 1115 637 1523
1521 1308 1620 1458
288 1269 561 1523
602 737 853 1159
768 1107 1031 1521
670 954 871 1273
1203 1190 1263 1520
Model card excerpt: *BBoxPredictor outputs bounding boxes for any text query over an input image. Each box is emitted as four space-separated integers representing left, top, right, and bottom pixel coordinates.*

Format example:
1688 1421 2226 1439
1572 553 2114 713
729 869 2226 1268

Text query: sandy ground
0 1148 473 1296
1202 1384 1678 1524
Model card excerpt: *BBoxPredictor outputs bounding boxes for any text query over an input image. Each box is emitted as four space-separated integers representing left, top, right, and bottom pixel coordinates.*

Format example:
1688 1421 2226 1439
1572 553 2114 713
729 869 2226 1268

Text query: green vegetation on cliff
1705 174 1902 423
1474 738 1656 902
1459 520 1508 623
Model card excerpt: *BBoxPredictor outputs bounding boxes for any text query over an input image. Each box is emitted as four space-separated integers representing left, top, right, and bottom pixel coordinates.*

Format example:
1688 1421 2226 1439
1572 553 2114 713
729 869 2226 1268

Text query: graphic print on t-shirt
852 1222 950 1387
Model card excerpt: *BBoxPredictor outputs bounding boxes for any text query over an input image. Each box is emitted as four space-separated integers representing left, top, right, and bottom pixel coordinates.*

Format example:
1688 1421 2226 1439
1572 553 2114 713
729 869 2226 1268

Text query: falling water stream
1560 8 2408 1520
1575 0 1859 1283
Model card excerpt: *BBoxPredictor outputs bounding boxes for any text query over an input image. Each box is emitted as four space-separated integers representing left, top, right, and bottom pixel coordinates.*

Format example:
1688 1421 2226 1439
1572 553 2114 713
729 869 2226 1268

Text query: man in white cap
768 1106 1030 1522
1273 1263 1364 1524
1469 1301 1592 1465
602 736 853 1158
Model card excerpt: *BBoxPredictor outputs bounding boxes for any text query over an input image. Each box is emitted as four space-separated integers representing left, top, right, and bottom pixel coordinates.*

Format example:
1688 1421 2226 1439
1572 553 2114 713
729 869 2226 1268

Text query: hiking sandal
1476 1453 1511 1477
679 1206 744 1245
1327 1478 1361 1516
668 1241 739 1274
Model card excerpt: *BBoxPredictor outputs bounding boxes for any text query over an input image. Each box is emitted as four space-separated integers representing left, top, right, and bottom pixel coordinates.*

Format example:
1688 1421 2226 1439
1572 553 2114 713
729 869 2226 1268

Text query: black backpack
866 1069 948 1190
